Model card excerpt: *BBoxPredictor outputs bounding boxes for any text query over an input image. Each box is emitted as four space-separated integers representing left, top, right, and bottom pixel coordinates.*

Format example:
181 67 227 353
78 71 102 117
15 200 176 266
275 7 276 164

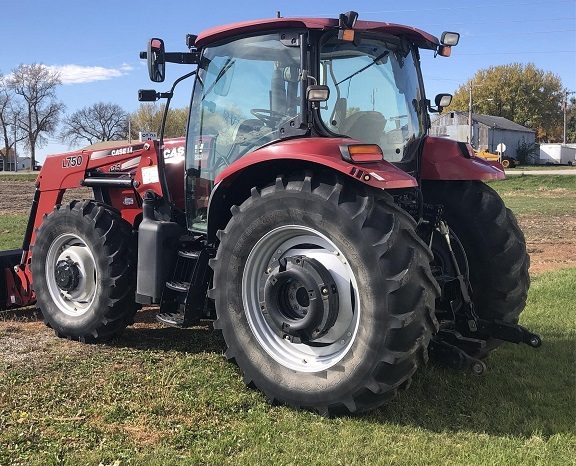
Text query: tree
0 75 25 170
7 64 64 168
130 104 188 139
450 63 564 142
61 102 129 147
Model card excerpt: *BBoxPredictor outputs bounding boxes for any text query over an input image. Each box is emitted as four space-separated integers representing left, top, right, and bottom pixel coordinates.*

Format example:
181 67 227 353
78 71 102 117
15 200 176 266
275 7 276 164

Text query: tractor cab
141 12 458 231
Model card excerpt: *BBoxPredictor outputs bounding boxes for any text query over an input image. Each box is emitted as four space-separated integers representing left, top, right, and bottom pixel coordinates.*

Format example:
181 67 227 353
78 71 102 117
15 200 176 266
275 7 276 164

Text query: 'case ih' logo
62 155 83 168
110 147 134 156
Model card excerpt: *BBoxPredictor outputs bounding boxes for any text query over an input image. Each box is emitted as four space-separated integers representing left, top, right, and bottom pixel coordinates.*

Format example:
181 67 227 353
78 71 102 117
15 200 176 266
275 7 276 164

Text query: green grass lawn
489 175 576 215
0 176 574 465
0 215 27 250
1 267 574 465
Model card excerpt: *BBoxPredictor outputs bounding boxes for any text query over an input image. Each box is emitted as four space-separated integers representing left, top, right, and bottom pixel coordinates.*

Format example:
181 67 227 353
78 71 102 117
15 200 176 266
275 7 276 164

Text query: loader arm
1 138 187 311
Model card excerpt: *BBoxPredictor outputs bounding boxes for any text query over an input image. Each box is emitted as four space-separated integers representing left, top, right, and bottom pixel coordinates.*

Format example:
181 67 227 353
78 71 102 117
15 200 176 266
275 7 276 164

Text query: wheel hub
263 256 339 342
54 259 81 292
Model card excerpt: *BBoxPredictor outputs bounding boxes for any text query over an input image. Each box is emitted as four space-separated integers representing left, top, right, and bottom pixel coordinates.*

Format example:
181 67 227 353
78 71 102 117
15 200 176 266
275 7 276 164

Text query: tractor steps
156 243 214 328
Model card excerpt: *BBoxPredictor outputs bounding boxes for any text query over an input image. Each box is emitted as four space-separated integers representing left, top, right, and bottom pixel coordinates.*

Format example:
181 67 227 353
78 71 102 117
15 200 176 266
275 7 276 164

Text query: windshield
319 35 425 162
187 33 301 179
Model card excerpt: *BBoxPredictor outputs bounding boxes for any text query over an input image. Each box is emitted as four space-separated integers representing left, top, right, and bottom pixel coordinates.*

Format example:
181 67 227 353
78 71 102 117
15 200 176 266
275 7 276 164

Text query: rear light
341 144 383 163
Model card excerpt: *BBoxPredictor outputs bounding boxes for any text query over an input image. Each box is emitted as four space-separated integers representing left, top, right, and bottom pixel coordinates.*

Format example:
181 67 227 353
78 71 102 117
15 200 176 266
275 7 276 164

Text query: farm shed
430 111 536 159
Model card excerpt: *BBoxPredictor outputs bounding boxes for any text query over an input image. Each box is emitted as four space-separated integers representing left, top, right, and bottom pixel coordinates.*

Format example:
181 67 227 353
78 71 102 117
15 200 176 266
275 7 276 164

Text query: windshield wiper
335 51 389 86
202 57 235 99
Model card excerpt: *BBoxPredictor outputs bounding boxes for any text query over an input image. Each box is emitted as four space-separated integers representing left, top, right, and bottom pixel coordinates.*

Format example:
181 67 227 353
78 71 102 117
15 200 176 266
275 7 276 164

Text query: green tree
130 104 188 139
450 63 564 142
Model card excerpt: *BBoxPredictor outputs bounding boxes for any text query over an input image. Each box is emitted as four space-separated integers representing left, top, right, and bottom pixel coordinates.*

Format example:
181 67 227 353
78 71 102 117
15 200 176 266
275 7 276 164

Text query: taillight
341 144 383 163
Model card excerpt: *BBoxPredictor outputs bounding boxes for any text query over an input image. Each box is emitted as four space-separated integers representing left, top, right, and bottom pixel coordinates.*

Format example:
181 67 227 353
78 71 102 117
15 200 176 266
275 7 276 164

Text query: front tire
31 200 138 342
211 173 439 415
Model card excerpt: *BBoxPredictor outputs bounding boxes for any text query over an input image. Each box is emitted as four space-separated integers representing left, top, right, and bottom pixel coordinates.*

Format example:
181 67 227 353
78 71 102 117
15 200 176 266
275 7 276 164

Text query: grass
0 215 27 250
0 175 575 465
488 175 576 215
0 173 38 182
509 165 575 171
1 268 574 465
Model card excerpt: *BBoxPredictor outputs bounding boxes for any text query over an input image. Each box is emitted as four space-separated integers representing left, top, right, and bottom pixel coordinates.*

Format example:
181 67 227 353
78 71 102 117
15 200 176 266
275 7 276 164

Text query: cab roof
195 17 439 49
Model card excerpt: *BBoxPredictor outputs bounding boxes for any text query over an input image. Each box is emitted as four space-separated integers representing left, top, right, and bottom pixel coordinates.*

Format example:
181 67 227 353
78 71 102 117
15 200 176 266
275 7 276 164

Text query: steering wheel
250 108 290 127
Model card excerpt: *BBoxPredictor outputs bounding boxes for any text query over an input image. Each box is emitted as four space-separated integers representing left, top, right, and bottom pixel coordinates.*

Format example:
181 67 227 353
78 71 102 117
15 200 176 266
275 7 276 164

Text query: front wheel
211 173 439 415
31 200 138 342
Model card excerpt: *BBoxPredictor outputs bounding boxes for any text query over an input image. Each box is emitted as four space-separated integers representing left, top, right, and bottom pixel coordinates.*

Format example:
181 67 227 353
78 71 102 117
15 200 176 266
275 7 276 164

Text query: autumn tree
130 104 188 139
7 64 64 168
61 102 129 147
450 63 564 142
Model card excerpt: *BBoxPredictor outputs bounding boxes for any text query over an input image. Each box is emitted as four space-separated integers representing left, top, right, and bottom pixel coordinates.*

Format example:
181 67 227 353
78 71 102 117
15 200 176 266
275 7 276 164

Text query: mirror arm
164 51 200 65
141 51 199 64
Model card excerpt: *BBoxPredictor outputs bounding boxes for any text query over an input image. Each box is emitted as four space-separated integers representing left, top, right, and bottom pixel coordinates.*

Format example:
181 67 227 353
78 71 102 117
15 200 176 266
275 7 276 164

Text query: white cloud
45 63 134 84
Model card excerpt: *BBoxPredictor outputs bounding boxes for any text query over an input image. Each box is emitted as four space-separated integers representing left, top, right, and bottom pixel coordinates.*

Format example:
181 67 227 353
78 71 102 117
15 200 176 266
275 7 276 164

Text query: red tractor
0 12 540 415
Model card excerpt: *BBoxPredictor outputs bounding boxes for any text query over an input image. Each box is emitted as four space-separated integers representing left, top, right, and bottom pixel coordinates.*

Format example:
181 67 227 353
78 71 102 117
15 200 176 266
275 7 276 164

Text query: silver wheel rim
242 225 360 372
45 233 98 317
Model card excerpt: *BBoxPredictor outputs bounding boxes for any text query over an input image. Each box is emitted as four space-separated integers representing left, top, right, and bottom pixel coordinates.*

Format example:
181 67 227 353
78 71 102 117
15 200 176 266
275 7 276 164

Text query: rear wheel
422 181 530 356
211 173 439 415
31 200 137 342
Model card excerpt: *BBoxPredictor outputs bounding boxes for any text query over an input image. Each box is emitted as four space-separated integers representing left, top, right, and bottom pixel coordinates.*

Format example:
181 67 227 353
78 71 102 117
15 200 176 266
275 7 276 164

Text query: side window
188 34 301 181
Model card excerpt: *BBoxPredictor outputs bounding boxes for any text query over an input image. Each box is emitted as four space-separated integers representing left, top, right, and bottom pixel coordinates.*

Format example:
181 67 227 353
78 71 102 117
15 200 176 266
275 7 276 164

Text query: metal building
430 111 536 159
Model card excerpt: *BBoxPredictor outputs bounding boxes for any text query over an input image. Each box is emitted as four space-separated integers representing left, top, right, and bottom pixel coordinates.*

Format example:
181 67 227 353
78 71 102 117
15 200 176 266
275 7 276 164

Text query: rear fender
215 137 417 189
208 137 418 240
421 137 505 181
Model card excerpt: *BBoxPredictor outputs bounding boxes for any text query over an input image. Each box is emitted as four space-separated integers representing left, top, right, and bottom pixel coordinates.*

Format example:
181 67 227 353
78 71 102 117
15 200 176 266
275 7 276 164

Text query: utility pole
468 85 473 145
563 89 574 144
13 115 17 173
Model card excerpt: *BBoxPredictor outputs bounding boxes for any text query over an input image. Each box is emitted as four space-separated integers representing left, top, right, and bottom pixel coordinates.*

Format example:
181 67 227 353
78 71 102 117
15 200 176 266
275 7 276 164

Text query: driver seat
226 119 267 163
340 111 386 146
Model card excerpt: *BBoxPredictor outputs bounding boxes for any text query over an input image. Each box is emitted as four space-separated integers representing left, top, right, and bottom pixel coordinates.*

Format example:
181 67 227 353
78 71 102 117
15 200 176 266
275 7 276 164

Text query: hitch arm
477 319 542 348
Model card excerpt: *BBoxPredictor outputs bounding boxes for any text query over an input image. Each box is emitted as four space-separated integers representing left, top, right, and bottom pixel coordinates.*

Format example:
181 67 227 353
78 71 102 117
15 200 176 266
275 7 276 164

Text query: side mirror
307 85 330 102
147 38 166 83
435 93 452 112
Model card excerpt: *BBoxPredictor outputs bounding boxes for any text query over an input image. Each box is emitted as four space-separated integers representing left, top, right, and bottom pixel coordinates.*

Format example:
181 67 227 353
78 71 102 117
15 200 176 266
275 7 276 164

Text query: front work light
341 144 383 163
440 31 460 46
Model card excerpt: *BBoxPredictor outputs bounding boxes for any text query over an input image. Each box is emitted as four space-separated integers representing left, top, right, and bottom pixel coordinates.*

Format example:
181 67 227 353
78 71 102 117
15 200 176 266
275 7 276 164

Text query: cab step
157 242 214 328
156 310 199 328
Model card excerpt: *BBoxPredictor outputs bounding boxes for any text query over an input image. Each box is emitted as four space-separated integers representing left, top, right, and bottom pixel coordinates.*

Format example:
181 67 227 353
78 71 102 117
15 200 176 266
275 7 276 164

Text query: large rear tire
31 200 138 342
211 173 439 415
422 180 530 356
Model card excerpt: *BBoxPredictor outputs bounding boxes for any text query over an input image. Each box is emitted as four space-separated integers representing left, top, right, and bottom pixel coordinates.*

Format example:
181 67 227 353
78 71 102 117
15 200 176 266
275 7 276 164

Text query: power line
466 29 576 37
457 50 576 56
303 0 576 16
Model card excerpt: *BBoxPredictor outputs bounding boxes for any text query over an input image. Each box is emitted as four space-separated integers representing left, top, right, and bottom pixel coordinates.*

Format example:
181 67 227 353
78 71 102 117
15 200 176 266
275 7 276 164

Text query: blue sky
1 0 575 162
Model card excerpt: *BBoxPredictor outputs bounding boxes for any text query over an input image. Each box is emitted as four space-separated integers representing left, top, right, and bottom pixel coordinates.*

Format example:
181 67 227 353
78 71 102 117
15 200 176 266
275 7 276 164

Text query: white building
539 144 576 165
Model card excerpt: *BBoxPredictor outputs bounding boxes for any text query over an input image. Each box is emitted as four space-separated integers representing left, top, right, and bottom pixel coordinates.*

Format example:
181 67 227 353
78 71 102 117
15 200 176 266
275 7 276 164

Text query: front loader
0 11 540 415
